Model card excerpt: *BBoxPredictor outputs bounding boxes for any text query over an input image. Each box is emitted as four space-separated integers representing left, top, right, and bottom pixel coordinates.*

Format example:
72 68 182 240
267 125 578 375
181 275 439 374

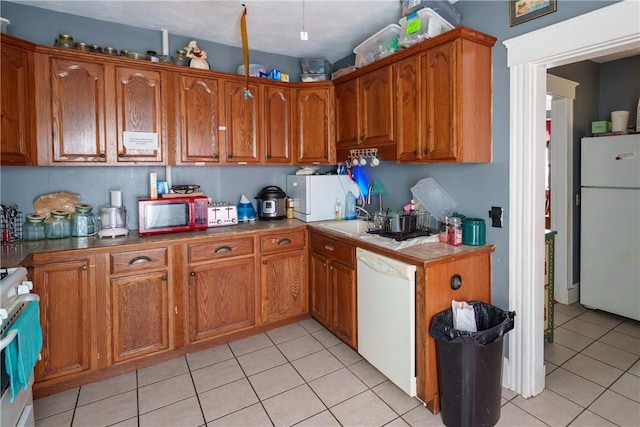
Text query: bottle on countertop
335 197 343 221
345 191 356 220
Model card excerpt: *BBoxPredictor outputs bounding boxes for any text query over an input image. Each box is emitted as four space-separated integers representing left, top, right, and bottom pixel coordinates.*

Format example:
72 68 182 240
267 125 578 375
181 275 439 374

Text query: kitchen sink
313 219 439 250
314 219 371 237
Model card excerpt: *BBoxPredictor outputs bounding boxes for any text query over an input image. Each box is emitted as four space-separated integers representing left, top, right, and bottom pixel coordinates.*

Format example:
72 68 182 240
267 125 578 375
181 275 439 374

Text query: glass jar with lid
23 214 46 241
71 204 97 237
45 210 71 239
448 217 463 246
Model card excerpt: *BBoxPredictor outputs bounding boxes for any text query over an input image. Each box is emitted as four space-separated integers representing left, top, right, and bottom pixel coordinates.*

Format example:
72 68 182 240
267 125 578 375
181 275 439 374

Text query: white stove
0 267 39 427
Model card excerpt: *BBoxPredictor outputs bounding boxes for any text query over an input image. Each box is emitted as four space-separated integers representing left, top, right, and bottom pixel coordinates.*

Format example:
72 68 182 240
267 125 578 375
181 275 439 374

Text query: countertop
1 219 307 268
1 218 494 269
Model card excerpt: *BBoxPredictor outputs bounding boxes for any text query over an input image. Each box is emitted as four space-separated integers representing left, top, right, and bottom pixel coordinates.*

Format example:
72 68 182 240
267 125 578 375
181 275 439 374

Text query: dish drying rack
366 209 433 239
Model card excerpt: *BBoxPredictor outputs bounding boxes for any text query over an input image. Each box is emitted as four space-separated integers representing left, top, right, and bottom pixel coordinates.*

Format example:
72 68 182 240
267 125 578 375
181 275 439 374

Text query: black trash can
429 301 516 427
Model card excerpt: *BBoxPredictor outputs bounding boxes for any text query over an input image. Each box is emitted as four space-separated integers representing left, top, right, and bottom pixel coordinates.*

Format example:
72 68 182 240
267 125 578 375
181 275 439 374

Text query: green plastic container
462 218 486 246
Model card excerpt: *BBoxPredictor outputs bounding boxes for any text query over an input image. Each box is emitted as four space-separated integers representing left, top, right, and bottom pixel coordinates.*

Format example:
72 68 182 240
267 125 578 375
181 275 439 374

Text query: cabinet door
295 86 334 164
260 250 307 323
114 67 164 163
423 43 457 161
48 57 107 163
109 271 171 363
1 38 36 165
334 79 359 149
264 85 292 164
224 80 260 163
33 259 92 381
360 66 395 147
396 56 423 162
177 74 221 164
309 252 331 328
187 258 256 343
331 260 357 349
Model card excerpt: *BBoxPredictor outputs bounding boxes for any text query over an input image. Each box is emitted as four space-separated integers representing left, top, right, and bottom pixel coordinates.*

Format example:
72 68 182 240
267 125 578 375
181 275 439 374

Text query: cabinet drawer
189 237 254 262
110 247 168 274
310 233 354 266
260 230 305 254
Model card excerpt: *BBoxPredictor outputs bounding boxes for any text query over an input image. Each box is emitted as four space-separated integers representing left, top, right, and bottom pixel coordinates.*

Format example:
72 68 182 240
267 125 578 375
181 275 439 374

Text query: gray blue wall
0 0 622 311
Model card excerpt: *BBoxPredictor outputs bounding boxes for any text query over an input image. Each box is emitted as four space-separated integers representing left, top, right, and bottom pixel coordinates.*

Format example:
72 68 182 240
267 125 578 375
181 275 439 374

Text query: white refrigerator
580 134 640 321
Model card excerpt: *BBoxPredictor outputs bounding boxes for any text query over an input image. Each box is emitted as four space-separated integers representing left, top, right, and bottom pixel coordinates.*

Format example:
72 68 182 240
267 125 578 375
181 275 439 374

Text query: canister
462 218 486 246
45 210 71 239
23 214 46 241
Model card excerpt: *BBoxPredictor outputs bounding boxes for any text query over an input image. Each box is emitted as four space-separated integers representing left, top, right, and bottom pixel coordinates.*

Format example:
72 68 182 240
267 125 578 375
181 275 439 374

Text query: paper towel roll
110 190 122 207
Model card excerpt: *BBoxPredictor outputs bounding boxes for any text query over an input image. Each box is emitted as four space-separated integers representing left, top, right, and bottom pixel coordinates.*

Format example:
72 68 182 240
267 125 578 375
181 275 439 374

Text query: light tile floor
34 303 640 427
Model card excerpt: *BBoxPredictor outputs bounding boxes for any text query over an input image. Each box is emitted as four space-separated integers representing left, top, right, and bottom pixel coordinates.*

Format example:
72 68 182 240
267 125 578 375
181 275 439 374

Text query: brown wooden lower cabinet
187 257 256 343
32 258 94 382
109 271 171 363
260 230 308 323
309 231 357 349
416 247 493 414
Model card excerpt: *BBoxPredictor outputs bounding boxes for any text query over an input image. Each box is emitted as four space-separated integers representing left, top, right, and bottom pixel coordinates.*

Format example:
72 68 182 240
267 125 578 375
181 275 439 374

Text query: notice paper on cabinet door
123 131 158 151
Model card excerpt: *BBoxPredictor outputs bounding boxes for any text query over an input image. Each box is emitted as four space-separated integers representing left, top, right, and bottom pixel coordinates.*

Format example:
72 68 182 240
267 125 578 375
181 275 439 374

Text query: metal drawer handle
450 274 462 290
277 238 292 245
324 243 335 251
214 245 232 254
129 256 152 265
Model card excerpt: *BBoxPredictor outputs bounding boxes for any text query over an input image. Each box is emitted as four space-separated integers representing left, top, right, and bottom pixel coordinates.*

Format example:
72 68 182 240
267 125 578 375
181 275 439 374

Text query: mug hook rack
348 148 380 167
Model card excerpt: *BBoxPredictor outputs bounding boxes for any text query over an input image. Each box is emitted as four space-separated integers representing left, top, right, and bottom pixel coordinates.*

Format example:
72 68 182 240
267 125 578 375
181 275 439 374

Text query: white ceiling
10 0 408 63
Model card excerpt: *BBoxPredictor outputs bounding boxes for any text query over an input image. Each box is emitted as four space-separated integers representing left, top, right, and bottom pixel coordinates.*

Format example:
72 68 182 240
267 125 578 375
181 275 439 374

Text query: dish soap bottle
335 197 343 221
345 191 356 220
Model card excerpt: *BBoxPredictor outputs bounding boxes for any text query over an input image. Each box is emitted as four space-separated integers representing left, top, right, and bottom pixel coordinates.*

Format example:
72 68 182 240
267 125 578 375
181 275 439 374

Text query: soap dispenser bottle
345 191 356 220
335 197 343 221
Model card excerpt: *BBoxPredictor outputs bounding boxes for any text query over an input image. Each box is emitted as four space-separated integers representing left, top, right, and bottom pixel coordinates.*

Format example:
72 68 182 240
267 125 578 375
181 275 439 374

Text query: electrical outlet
300 31 308 41
489 206 503 228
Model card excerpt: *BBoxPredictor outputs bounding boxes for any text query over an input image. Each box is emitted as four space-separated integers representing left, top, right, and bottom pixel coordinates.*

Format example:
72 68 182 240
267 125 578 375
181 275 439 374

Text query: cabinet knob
227 154 233 159
450 274 462 290
190 271 196 276
81 265 88 271
214 154 219 159
262 260 267 265
99 153 105 158
324 244 335 251
161 276 167 281
118 153 124 158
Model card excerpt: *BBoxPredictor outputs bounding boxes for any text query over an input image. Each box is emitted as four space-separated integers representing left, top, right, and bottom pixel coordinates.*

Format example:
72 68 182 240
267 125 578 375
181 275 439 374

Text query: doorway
546 74 579 305
503 1 640 398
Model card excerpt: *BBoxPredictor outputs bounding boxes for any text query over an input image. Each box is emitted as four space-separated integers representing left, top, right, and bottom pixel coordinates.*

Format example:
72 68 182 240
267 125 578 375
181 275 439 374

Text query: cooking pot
255 186 287 220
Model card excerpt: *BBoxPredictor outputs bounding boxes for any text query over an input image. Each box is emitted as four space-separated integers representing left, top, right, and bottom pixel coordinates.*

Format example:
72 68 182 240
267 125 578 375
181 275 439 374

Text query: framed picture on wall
510 0 557 26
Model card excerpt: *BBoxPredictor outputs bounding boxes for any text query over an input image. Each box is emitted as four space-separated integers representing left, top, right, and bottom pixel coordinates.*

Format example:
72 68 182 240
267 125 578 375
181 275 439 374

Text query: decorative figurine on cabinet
185 40 210 70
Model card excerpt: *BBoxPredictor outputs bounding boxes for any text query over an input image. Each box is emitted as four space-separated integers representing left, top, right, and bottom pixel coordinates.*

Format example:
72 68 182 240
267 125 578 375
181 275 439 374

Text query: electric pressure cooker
255 186 287 219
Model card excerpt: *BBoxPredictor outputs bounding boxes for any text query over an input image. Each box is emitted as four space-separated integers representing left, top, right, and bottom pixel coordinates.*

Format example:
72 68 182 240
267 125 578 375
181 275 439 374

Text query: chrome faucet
367 182 374 205
355 206 371 220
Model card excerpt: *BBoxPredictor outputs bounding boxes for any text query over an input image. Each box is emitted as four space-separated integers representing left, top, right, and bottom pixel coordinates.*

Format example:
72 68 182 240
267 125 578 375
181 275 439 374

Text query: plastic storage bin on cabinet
300 59 332 75
399 7 455 48
300 73 331 82
401 0 462 26
353 24 401 68
430 302 516 427
237 63 266 77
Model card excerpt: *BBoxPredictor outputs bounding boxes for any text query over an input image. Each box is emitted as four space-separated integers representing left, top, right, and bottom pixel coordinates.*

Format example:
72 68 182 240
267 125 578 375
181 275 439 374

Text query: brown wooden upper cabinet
397 35 494 163
263 85 293 164
173 72 222 165
224 80 261 164
294 84 335 165
35 50 166 165
1 35 37 166
335 65 395 160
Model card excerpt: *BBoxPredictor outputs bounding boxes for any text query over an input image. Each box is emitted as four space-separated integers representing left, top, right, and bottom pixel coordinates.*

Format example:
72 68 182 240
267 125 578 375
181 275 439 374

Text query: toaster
208 203 238 227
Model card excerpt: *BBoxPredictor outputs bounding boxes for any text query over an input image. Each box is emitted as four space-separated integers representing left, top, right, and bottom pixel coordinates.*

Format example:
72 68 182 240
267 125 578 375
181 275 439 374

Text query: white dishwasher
356 248 417 396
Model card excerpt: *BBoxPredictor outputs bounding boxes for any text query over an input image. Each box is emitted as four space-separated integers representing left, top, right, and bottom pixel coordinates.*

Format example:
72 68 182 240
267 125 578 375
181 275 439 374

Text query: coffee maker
97 190 129 238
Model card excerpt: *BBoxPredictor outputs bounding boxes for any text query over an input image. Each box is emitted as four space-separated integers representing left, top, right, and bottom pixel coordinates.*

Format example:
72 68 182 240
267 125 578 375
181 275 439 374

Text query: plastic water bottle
345 191 356 220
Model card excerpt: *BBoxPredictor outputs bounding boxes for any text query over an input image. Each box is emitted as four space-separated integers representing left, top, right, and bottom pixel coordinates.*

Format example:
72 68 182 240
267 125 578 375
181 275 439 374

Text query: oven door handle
0 294 40 351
